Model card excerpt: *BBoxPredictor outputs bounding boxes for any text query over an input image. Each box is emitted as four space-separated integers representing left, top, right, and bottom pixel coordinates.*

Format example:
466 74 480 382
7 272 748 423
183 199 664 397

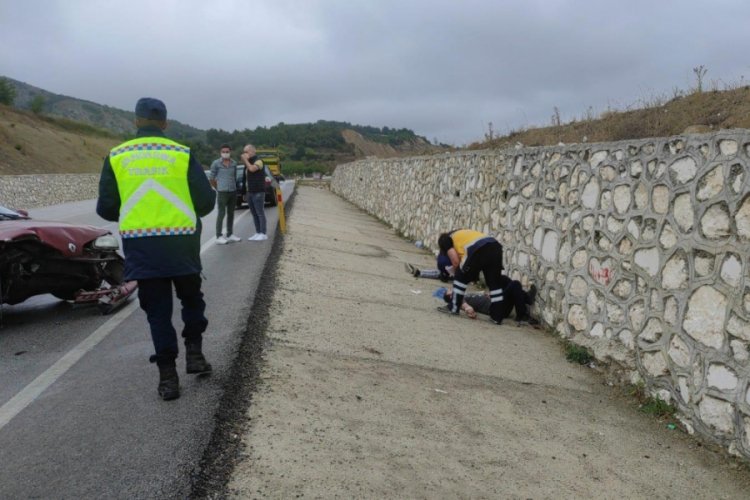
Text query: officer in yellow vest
437 229 507 324
97 98 216 401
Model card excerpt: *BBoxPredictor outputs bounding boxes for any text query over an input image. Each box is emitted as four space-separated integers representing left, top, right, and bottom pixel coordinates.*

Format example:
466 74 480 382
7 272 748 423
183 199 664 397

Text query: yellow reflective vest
109 137 197 238
450 229 487 262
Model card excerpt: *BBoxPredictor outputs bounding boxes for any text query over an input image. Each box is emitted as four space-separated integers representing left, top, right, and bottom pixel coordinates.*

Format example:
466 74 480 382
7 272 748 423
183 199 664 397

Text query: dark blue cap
135 97 167 121
437 255 451 274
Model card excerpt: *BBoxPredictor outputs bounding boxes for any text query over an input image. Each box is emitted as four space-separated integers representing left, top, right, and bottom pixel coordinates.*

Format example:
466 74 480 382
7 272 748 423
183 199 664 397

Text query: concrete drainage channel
189 188 297 499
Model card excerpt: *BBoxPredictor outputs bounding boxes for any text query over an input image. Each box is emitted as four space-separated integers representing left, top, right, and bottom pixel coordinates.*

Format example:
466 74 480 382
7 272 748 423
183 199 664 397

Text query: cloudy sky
1 0 748 145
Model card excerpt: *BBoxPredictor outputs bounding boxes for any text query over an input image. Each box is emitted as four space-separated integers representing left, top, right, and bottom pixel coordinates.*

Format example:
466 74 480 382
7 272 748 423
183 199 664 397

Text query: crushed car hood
0 220 110 257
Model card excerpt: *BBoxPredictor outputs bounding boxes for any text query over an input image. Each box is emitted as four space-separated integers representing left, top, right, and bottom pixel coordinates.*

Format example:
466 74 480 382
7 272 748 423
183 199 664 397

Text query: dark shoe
491 318 503 325
404 262 420 277
436 306 459 315
158 365 180 401
517 315 541 327
186 344 213 375
526 284 537 305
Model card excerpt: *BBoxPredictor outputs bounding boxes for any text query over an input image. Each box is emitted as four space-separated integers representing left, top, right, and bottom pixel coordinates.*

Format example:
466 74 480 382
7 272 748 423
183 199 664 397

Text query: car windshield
0 205 23 220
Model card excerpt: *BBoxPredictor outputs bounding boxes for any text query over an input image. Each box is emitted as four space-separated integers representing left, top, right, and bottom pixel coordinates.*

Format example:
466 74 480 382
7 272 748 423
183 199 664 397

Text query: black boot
526 284 537 305
157 365 180 401
185 343 212 375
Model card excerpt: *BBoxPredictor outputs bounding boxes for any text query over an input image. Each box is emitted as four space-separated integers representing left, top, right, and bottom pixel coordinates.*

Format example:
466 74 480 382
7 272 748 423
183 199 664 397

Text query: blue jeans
247 191 267 234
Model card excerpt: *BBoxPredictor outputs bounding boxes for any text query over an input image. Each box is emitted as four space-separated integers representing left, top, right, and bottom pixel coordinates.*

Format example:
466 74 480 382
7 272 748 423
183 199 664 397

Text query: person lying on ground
404 255 453 281
435 278 539 326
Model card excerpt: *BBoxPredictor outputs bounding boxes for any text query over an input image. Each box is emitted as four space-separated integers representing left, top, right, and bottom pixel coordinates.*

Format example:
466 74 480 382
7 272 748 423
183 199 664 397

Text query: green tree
30 95 45 114
0 78 16 105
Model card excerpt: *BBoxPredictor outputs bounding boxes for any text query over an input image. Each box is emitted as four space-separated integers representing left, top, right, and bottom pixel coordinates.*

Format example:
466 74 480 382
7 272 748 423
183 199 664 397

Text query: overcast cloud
1 0 748 145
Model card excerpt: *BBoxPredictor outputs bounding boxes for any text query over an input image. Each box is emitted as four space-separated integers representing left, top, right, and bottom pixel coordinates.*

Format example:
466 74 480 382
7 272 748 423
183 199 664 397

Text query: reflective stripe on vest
110 137 197 238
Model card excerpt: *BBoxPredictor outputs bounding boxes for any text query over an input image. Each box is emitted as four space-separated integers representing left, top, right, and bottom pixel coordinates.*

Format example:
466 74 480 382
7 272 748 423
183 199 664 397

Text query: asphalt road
0 181 294 499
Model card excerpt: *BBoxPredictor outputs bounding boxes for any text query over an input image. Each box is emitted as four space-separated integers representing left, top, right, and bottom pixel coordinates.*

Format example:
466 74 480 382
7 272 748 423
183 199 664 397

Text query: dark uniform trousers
498 276 530 320
137 274 208 366
451 241 506 323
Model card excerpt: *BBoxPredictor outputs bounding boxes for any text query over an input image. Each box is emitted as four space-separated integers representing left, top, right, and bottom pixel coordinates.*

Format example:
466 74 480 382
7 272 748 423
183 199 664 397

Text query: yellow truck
255 149 284 182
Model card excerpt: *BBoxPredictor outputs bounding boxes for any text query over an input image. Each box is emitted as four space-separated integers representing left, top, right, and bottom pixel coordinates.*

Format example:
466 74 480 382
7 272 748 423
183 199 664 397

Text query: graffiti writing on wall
589 261 613 286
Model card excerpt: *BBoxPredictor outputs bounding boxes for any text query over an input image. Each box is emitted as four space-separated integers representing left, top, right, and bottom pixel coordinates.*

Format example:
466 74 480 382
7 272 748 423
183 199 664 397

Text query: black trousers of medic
137 274 208 366
450 241 508 323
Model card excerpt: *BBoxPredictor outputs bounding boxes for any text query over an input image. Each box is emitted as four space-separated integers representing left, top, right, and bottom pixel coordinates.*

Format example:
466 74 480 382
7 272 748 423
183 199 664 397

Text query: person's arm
96 156 120 221
208 160 218 189
462 302 477 319
242 154 262 173
187 154 216 217
447 248 460 269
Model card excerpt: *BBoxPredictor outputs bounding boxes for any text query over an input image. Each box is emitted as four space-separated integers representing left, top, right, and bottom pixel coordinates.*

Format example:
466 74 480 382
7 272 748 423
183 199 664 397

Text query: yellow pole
275 186 286 233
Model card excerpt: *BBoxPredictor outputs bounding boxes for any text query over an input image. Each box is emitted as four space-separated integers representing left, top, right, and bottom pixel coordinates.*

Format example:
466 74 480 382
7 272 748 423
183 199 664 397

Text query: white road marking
0 206 255 431
0 303 137 430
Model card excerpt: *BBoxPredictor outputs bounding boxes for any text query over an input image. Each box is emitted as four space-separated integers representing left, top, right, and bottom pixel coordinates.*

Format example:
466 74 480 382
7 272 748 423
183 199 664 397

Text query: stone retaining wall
0 174 100 209
331 131 750 458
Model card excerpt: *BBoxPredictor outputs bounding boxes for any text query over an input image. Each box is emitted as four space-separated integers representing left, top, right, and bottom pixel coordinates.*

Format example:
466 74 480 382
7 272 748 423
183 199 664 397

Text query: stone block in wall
727 315 750 342
697 165 725 201
730 164 744 195
720 254 742 287
683 286 727 349
634 247 659 277
694 250 715 277
659 222 678 249
698 396 735 436
668 334 691 367
628 301 646 331
707 364 738 391
673 194 694 231
701 203 731 240
669 156 698 184
642 351 668 377
662 251 689 290
567 304 588 332
719 139 738 156
736 195 750 239
652 185 670 214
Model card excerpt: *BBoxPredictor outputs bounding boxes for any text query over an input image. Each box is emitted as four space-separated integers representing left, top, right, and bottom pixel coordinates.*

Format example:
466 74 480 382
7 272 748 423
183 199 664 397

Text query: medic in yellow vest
437 229 508 325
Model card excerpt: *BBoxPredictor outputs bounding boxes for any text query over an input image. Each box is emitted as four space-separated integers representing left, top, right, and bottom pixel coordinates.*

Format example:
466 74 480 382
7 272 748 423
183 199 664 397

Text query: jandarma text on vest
126 167 170 176
120 152 177 167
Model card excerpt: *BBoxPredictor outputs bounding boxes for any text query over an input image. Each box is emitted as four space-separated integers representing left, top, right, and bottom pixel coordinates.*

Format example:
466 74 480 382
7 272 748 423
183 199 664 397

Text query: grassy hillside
0 105 119 175
5 77 205 143
2 77 443 174
0 103 441 176
471 86 750 150
200 120 443 173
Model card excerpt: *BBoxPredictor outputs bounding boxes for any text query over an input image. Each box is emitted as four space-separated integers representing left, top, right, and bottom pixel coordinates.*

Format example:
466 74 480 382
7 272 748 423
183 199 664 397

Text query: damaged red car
0 205 136 314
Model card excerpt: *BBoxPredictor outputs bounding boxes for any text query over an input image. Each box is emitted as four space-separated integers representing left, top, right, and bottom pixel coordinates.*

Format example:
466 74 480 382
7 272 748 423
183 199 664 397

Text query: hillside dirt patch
0 105 118 175
342 129 444 159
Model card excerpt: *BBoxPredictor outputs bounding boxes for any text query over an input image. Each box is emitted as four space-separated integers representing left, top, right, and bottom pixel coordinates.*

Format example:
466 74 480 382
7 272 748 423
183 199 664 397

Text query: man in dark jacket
241 144 268 241
97 97 216 401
